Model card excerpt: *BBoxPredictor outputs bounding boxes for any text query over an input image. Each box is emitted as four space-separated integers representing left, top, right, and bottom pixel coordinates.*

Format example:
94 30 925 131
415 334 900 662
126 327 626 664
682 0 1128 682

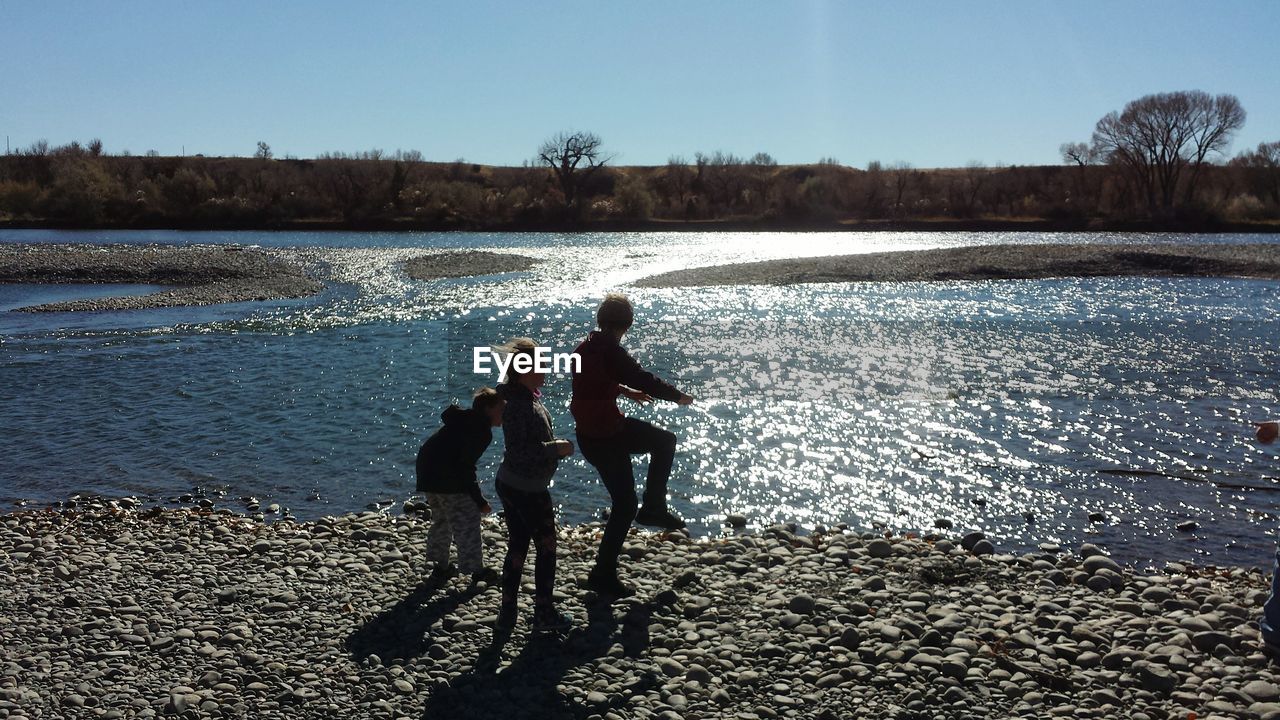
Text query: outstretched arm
609 345 685 403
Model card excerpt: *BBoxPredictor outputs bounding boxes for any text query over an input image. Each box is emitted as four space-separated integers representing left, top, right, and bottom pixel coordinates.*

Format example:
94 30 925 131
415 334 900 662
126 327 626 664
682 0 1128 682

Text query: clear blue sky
3 1 1278 168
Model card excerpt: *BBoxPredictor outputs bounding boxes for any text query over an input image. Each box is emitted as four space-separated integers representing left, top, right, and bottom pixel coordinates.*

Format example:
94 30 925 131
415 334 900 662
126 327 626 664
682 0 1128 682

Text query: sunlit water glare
3 229 1280 568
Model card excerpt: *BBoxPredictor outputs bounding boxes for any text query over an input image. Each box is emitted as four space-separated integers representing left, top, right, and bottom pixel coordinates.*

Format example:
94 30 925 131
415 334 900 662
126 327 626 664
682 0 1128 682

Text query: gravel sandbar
405 251 539 281
637 243 1280 287
0 244 322 312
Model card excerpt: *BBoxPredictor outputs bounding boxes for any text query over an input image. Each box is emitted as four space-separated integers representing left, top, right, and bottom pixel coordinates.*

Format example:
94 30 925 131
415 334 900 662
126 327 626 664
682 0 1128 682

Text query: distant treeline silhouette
2 92 1276 231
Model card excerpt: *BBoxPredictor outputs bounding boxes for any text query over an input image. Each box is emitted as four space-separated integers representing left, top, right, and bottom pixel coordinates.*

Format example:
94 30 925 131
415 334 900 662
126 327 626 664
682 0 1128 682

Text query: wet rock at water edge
867 538 894 558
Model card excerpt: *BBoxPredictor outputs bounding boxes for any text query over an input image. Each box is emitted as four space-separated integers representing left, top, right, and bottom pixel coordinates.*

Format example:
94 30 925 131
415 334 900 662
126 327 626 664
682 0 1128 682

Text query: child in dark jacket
494 338 575 632
416 387 505 583
571 293 694 598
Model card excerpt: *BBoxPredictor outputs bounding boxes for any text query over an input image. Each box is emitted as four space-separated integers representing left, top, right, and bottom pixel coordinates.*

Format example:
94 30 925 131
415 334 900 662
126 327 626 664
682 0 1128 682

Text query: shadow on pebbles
0 507 1277 719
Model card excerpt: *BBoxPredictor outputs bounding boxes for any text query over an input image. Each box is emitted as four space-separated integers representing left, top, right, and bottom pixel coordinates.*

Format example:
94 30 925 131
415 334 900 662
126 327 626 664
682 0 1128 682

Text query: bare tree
958 161 988 217
698 151 749 211
1059 142 1102 210
255 141 272 160
1059 142 1096 167
863 160 884 216
656 156 695 211
1090 91 1245 213
889 162 913 217
537 131 611 211
1234 140 1280 206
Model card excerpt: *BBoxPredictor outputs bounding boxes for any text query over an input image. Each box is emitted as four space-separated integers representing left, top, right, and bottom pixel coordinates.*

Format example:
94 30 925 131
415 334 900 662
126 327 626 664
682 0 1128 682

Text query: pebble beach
2 501 1278 720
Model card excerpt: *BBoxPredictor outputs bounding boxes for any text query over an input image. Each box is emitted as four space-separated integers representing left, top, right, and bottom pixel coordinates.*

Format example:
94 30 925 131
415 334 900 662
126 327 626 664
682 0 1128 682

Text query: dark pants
1263 546 1280 648
578 417 677 576
496 480 557 608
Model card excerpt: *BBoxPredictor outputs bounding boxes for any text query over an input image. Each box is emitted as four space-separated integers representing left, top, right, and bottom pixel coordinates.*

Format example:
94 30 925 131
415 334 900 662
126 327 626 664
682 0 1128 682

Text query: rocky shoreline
2 503 1277 720
635 243 1280 288
404 251 539 281
0 244 323 312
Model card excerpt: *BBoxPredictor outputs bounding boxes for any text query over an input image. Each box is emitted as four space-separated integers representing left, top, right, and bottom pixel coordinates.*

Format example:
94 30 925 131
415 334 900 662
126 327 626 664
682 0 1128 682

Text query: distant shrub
1226 194 1269 221
613 175 655 219
161 168 217 216
39 160 122 223
589 197 619 219
0 180 41 216
403 180 487 224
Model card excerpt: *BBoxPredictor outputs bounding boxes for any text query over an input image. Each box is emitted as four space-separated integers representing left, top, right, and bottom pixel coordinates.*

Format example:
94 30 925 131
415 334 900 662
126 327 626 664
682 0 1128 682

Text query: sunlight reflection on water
3 230 1280 567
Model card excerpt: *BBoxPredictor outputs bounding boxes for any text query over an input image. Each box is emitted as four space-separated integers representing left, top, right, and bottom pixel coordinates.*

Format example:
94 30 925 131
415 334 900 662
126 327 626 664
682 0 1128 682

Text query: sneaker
531 605 573 633
586 570 636 599
430 562 458 580
495 603 518 631
635 507 687 531
470 567 499 585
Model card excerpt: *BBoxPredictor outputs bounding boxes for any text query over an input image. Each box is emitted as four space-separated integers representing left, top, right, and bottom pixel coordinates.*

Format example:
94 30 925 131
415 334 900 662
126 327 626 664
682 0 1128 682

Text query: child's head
597 292 634 336
501 337 544 390
472 386 505 427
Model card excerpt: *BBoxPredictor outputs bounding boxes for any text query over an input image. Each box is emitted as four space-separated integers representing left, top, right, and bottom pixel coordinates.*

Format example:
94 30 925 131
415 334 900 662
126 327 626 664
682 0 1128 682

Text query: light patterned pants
425 493 483 574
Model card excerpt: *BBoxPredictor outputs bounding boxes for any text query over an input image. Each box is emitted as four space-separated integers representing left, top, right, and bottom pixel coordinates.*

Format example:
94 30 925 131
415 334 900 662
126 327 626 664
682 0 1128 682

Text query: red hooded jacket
570 331 683 439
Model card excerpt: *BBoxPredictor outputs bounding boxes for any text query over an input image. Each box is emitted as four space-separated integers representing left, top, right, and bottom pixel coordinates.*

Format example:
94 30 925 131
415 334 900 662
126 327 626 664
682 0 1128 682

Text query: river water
3 229 1279 568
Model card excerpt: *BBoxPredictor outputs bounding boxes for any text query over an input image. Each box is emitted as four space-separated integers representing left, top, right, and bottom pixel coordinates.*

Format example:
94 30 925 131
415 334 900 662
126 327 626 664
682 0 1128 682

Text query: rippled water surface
3 229 1280 567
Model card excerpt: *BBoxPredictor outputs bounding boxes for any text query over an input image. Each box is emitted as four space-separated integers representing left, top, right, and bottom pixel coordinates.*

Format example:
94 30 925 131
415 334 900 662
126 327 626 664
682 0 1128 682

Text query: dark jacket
570 331 683 439
415 405 491 506
496 381 561 492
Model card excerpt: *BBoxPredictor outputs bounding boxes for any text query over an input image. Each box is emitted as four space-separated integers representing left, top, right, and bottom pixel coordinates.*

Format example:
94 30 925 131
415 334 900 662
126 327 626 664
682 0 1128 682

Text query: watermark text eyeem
472 346 581 378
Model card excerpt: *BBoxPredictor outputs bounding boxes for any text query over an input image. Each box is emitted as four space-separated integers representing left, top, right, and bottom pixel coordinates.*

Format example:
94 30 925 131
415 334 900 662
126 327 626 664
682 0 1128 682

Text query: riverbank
1 504 1276 720
0 244 322 311
637 242 1280 288
4 216 1280 234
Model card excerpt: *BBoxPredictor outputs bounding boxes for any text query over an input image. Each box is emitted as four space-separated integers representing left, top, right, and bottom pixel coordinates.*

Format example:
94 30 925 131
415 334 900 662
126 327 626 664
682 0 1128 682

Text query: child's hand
556 439 575 457
481 502 493 514
621 387 653 404
676 393 695 406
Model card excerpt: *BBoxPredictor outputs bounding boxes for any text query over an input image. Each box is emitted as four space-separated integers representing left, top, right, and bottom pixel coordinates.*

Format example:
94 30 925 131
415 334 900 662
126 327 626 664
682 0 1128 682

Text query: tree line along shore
2 153 1278 234
1 91 1277 233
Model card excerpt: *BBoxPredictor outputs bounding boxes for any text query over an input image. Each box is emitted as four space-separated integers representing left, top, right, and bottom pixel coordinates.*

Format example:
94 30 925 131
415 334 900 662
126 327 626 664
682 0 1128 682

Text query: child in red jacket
570 293 693 598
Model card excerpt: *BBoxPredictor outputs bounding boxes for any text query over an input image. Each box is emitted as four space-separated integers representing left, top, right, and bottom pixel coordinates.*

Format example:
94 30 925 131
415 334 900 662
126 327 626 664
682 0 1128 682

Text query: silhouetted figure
494 338 575 632
1257 420 1280 654
571 294 694 598
416 387 504 584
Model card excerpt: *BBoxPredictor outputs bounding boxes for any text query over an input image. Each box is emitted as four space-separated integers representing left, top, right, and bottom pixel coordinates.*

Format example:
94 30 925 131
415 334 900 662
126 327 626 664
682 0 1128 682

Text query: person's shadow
345 575 484 662
418 598 661 719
